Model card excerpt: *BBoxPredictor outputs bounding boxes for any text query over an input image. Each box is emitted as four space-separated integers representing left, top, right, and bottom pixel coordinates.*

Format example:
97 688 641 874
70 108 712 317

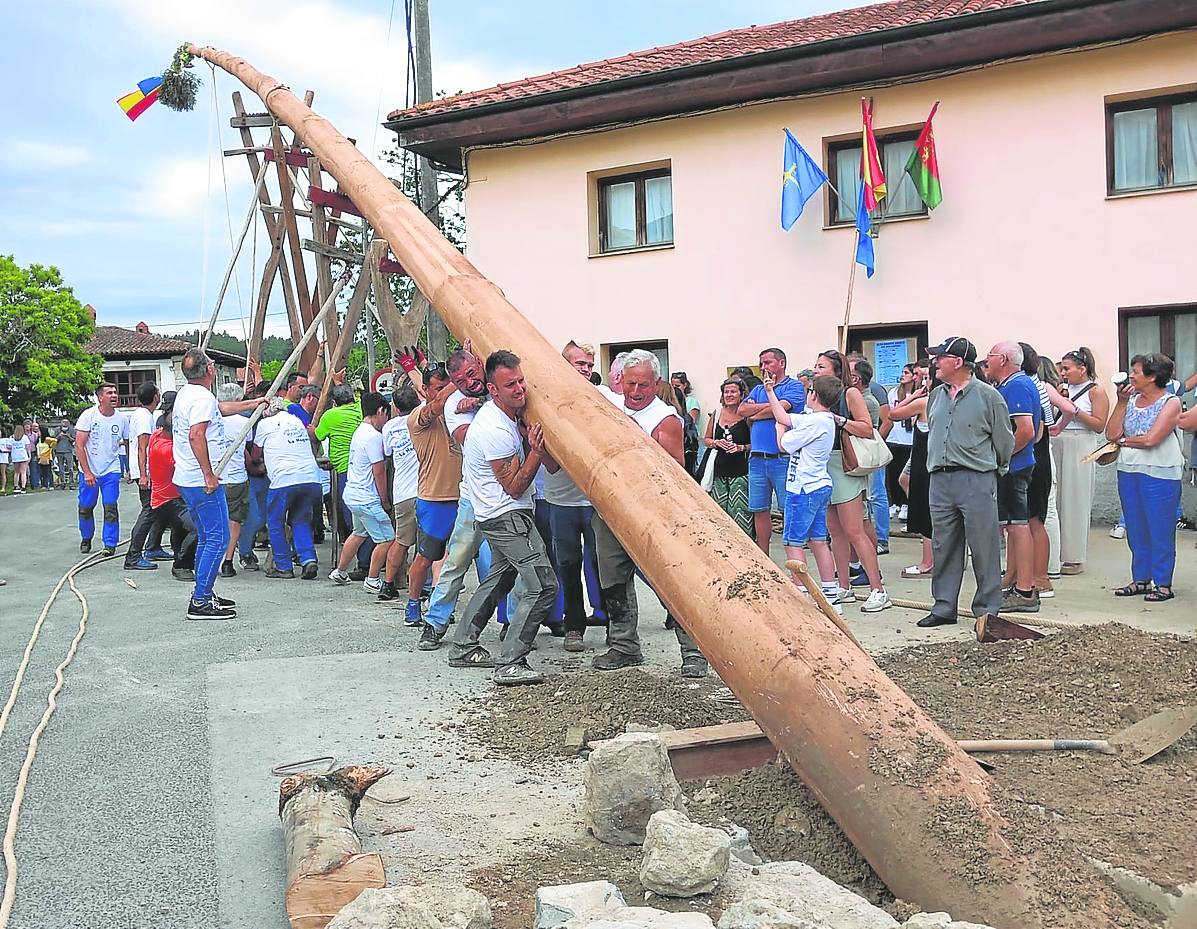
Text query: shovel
959 707 1197 764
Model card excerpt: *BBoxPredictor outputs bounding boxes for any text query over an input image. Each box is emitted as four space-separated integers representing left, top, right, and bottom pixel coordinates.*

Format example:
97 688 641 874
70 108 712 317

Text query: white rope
369 0 400 164
0 544 127 926
198 66 216 330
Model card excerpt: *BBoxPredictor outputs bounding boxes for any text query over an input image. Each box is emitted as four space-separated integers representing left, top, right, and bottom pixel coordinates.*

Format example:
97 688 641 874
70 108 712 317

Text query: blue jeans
266 482 320 571
747 455 789 513
506 498 565 626
425 497 509 630
783 485 832 546
239 475 270 557
78 471 121 548
335 470 372 569
1117 471 1181 587
178 484 230 604
870 468 890 545
547 501 605 630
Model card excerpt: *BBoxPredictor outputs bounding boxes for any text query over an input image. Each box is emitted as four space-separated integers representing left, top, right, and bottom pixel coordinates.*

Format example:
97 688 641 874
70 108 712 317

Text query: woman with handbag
702 379 752 537
1106 353 1184 602
813 350 891 612
1050 347 1109 575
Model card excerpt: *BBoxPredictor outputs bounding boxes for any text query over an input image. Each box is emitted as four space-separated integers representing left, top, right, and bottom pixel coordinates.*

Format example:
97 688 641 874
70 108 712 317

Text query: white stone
901 914 995 929
640 810 731 897
584 733 686 846
721 859 897 929
326 885 491 929
717 899 821 929
535 881 627 929
725 824 763 866
567 907 715 929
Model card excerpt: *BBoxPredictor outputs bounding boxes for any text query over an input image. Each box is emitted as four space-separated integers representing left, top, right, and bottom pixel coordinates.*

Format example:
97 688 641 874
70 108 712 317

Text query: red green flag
860 98 887 211
905 102 942 210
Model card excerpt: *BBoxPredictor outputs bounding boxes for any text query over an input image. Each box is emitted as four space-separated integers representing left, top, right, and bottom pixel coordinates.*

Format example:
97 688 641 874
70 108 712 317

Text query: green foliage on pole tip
159 44 201 112
0 256 104 422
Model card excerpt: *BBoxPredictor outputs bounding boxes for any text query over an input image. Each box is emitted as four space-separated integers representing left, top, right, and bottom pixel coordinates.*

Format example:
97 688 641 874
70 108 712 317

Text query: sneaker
213 594 236 610
363 576 383 594
123 557 159 571
220 560 237 578
545 623 566 638
329 568 350 585
1001 588 1040 613
850 568 871 587
172 567 195 582
861 589 893 613
876 543 889 556
186 599 236 621
418 622 447 651
591 649 645 671
377 580 401 601
1109 525 1126 539
238 552 260 571
448 646 496 668
563 631 584 653
79 539 92 554
404 600 423 627
145 548 174 562
102 546 116 557
889 504 901 518
1036 579 1055 599
898 505 908 521
493 659 544 686
348 566 368 582
680 655 709 678
301 561 319 580
265 565 295 579
835 588 857 604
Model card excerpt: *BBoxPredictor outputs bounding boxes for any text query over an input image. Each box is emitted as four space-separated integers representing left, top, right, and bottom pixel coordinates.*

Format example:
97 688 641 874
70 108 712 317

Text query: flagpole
840 232 858 355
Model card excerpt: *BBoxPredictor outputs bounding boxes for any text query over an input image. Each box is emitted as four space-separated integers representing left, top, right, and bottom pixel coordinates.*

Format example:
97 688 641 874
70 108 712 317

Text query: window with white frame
1106 91 1197 193
827 131 926 225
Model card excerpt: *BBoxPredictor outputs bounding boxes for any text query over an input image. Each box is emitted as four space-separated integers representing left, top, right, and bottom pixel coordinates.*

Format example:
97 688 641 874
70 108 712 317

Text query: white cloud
0 139 92 171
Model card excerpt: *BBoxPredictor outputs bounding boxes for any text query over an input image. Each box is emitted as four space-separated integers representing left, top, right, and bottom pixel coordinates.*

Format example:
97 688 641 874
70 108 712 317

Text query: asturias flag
905 102 943 210
859 98 887 212
780 129 828 230
855 183 875 279
117 76 163 122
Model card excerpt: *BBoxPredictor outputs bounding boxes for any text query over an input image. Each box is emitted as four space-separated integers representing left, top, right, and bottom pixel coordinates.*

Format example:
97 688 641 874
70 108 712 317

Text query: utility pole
412 0 450 362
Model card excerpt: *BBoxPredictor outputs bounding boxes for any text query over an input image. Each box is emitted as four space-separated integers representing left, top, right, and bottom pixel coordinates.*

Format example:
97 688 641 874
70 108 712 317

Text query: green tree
0 255 104 422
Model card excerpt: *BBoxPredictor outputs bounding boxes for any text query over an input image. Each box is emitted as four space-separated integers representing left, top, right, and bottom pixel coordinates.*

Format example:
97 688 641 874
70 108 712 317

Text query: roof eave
384 0 1197 171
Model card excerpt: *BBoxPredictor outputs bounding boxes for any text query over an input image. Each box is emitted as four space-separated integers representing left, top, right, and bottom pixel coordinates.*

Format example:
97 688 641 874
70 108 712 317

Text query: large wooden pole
187 44 1116 929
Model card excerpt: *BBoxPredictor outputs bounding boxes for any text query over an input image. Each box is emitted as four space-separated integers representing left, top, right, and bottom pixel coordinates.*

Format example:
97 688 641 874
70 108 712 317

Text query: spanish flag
117 77 163 122
859 97 887 212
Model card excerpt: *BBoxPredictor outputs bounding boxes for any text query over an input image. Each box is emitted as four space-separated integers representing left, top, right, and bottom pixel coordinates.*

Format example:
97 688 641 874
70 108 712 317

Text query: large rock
567 907 715 929
326 885 491 929
584 733 686 846
640 810 731 897
535 881 627 929
901 915 996 929
721 860 897 929
717 899 821 929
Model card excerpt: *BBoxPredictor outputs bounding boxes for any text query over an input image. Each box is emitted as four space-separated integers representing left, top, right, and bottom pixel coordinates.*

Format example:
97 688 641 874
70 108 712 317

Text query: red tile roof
388 0 1036 121
86 326 245 366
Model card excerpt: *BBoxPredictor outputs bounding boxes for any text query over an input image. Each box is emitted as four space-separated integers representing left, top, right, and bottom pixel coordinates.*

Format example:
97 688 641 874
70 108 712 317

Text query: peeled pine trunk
278 765 390 929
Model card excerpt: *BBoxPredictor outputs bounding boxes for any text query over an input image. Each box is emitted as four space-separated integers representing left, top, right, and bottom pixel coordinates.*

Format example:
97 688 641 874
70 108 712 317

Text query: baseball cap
158 390 177 412
926 336 977 363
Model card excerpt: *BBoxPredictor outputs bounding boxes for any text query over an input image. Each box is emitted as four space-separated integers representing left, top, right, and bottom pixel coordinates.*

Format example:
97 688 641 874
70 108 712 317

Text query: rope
0 542 128 926
369 0 400 164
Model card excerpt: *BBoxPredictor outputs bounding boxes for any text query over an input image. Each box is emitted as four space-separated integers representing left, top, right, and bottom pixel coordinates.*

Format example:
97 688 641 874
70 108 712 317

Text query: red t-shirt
148 429 181 509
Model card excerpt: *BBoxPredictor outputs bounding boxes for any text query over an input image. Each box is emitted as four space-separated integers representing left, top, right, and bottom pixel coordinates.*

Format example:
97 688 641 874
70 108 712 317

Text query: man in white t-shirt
172 348 259 621
329 392 394 592
74 382 129 556
378 383 422 602
255 400 324 579
123 381 171 570
448 350 559 686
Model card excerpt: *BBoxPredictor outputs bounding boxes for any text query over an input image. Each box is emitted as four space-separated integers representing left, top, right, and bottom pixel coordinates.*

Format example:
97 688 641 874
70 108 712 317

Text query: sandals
1114 582 1151 597
901 565 933 578
1144 586 1175 603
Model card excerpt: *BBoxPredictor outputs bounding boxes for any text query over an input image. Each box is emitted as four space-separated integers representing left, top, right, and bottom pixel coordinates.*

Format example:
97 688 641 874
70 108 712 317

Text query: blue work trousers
177 484 230 605
78 471 121 549
239 475 270 558
267 482 321 571
1117 471 1181 588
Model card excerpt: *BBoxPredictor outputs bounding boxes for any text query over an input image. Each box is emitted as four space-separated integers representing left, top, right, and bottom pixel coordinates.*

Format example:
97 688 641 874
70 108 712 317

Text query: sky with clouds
1 0 870 341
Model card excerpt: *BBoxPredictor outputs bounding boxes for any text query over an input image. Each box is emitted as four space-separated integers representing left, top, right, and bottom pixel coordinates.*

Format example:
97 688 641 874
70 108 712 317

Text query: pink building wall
462 33 1197 410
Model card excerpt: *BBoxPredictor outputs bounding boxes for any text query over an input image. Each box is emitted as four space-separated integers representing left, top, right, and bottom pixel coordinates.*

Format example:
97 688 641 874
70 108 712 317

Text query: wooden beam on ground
591 722 781 782
271 127 316 373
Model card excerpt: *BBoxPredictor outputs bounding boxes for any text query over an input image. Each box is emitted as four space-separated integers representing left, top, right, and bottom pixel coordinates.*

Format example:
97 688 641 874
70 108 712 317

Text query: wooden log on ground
278 764 389 929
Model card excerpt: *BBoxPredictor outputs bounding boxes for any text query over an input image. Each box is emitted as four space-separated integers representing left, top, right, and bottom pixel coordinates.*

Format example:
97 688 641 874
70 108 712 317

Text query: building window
597 169 673 252
827 132 926 225
1106 92 1197 194
1118 304 1197 399
111 368 159 407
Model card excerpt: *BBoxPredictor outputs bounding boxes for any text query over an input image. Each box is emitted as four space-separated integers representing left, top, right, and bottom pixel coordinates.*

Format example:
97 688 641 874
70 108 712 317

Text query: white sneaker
889 504 901 517
1109 525 1126 539
363 576 382 593
835 587 856 604
861 589 893 612
821 585 844 615
329 568 350 585
898 505 908 521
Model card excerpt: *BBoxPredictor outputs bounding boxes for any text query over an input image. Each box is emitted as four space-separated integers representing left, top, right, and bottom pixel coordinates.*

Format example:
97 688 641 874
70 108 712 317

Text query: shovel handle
958 739 1116 755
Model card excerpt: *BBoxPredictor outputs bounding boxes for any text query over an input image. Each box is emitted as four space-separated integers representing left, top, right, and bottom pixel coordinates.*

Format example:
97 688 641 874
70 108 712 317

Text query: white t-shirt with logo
256 412 322 489
779 412 835 495
342 421 386 508
462 401 533 521
75 407 128 478
127 406 156 479
382 415 418 504
220 414 250 484
444 390 478 503
171 384 224 488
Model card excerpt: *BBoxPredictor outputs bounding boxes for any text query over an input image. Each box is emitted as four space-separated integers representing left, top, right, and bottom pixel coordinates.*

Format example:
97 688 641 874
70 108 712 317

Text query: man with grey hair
172 348 258 620
217 382 252 578
597 351 629 406
592 348 709 678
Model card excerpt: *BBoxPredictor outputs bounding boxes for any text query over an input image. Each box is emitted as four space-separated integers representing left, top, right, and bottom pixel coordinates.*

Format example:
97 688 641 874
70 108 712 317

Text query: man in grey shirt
919 336 1014 628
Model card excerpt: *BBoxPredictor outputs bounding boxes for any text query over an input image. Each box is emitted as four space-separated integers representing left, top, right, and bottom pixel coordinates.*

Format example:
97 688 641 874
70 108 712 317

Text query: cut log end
278 764 390 817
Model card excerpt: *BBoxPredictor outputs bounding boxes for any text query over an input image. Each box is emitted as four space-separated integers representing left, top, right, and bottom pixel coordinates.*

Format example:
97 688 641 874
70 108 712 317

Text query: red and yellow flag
117 76 163 122
860 97 887 212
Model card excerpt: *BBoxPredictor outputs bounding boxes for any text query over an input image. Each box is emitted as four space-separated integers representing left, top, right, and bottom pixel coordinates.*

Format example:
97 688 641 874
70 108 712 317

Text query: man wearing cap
919 336 1014 628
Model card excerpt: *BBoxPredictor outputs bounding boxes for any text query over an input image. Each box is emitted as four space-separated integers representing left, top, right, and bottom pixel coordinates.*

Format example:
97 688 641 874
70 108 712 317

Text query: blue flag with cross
780 129 828 230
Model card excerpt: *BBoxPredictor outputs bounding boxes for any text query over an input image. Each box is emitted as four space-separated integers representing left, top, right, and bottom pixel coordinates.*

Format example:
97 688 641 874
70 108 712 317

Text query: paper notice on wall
874 339 909 386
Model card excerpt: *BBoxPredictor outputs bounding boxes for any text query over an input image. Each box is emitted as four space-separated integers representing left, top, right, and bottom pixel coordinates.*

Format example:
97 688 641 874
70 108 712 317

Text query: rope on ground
0 542 127 927
887 596 1085 630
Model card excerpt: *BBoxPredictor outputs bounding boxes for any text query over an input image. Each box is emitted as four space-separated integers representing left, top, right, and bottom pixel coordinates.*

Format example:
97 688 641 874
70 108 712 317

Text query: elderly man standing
918 337 1014 628
172 349 258 621
592 349 709 677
